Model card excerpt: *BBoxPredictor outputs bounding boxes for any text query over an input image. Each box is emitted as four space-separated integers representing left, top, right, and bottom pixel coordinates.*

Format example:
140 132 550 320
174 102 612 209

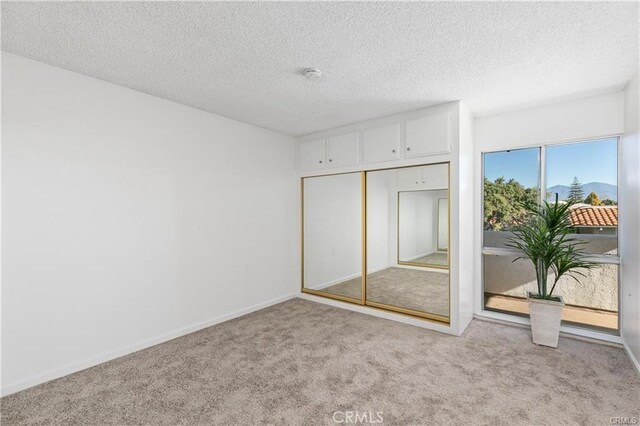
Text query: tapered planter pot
528 294 564 348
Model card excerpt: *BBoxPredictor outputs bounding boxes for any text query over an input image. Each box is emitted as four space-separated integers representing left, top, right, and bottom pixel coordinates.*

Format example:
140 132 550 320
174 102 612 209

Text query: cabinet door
326 131 360 168
421 163 449 190
362 123 401 164
404 112 451 158
298 138 326 171
397 167 421 190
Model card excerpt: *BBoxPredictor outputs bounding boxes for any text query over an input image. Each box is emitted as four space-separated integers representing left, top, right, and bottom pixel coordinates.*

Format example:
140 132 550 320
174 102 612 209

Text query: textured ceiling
2 2 638 136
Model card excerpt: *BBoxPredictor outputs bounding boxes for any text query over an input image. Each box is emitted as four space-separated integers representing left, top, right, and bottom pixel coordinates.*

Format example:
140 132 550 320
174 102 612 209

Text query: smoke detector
304 68 322 80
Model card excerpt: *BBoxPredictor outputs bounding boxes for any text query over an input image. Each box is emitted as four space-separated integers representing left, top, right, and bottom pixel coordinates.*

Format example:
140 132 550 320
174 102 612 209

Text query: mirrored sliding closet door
302 172 363 303
366 163 450 322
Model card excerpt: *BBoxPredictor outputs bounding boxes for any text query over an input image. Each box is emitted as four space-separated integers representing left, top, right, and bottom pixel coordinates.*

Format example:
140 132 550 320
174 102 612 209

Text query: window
546 139 618 255
482 138 619 333
483 148 540 246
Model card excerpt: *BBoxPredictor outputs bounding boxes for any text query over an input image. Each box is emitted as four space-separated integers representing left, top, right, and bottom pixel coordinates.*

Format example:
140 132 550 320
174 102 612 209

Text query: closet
302 163 450 323
297 101 474 335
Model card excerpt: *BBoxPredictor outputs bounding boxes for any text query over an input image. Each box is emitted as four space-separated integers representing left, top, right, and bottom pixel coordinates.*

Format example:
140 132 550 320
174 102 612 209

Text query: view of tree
567 177 584 203
601 198 617 206
584 191 601 206
484 177 538 231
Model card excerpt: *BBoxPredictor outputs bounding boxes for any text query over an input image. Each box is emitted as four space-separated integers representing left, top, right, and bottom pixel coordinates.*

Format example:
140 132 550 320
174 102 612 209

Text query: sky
484 138 618 188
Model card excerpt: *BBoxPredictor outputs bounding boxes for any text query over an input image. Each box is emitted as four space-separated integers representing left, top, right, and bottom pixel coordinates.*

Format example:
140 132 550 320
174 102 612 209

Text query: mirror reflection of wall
438 198 448 251
302 172 362 302
366 163 450 321
398 190 448 267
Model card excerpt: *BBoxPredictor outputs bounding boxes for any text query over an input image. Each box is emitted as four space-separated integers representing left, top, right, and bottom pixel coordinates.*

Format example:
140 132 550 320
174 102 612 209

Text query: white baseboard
623 341 640 376
1 292 298 397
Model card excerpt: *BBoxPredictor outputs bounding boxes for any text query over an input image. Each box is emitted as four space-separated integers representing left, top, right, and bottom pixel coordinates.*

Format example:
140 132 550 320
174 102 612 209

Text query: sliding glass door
482 138 619 333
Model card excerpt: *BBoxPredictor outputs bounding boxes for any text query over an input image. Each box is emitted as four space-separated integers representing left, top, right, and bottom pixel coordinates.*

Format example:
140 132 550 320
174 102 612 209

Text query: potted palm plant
507 195 594 348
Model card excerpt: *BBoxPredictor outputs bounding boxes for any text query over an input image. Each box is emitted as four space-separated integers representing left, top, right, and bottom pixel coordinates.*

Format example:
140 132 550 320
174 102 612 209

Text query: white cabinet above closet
298 133 360 171
297 103 458 172
326 132 360 168
298 138 326 171
404 111 452 158
362 122 401 164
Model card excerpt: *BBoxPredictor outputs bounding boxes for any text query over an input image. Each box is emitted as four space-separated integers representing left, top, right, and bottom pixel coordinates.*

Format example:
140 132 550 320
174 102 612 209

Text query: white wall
457 102 474 332
621 72 640 371
437 198 448 250
303 173 362 288
475 91 624 150
473 91 628 335
1 53 298 395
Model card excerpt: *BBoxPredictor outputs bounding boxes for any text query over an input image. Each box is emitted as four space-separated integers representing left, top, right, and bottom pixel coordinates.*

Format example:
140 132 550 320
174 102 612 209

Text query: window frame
480 137 621 334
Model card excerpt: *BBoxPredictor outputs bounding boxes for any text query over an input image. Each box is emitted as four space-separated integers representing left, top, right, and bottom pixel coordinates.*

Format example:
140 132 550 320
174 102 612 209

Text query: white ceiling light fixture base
304 68 322 80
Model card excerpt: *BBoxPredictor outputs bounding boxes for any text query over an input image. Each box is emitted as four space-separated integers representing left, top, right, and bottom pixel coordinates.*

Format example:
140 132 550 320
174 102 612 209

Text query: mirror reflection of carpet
410 252 448 266
321 267 449 316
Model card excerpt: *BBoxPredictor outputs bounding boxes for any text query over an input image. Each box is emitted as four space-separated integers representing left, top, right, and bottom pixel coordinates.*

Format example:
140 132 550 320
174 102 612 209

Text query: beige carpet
2 299 638 425
410 251 448 266
321 267 449 316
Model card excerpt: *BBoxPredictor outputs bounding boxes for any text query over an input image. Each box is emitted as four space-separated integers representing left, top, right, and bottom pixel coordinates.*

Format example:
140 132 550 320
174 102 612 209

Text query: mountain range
547 182 617 201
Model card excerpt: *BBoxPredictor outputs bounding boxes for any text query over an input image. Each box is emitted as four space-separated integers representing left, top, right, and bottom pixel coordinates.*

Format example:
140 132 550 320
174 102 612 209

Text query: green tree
584 192 601 206
601 199 617 206
484 177 538 231
567 177 584 203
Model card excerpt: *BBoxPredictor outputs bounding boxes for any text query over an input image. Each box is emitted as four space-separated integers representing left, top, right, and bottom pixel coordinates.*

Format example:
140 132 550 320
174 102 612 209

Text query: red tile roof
569 205 617 227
